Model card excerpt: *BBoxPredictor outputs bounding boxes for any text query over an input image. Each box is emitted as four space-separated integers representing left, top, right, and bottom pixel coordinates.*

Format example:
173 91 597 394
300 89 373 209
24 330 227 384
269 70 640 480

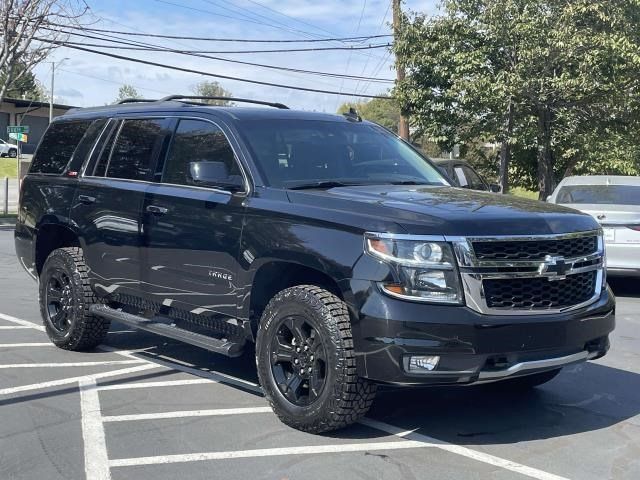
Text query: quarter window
162 119 240 186
106 119 168 181
30 121 93 174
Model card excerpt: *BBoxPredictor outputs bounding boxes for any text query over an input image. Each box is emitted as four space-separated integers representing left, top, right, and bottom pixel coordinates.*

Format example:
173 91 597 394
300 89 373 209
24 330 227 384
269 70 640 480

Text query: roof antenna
343 107 362 122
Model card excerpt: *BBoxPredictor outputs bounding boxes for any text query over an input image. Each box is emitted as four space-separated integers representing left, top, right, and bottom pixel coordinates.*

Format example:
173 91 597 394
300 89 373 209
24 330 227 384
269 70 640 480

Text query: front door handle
146 205 168 215
77 195 96 204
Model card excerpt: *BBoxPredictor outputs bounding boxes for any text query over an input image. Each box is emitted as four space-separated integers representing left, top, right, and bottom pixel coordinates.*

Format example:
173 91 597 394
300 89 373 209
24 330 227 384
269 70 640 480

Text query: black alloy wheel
269 315 328 406
45 270 74 334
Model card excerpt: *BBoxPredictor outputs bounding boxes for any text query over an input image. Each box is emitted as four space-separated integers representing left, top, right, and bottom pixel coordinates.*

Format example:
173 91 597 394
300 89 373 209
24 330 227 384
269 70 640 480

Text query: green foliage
0 63 45 100
115 84 140 103
191 80 232 105
338 96 400 133
395 0 640 198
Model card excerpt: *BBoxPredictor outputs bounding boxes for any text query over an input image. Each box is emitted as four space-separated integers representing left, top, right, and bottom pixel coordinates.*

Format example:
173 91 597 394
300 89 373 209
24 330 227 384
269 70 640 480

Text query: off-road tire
256 285 377 433
493 368 562 390
39 247 110 350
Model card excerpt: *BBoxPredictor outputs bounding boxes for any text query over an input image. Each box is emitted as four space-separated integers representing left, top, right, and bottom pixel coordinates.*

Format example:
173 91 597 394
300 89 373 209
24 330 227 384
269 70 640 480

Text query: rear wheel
256 285 376 433
39 247 110 350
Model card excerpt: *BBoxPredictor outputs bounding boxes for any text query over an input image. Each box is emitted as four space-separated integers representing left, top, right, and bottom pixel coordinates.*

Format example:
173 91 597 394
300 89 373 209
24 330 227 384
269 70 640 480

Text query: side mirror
489 183 501 193
188 161 244 191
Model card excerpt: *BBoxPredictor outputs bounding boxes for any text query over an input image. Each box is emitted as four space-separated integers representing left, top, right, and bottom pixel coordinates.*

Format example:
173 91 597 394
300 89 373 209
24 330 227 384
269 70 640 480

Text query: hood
287 185 599 236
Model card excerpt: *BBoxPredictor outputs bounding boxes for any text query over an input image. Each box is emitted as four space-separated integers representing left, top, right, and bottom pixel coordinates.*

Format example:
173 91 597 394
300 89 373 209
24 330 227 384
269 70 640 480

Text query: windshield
239 119 449 188
556 184 640 205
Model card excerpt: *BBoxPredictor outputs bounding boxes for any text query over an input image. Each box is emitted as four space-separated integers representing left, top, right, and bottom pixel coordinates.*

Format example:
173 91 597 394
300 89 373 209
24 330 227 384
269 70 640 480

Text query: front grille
473 236 598 261
483 271 597 309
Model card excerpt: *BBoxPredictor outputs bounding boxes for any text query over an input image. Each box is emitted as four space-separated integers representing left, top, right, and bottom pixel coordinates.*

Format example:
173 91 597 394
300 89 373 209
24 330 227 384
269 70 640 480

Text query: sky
31 0 440 111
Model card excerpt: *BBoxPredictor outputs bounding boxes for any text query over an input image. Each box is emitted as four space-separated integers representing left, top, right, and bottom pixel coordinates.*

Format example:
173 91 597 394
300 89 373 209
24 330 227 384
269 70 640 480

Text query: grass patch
510 187 539 200
0 158 18 179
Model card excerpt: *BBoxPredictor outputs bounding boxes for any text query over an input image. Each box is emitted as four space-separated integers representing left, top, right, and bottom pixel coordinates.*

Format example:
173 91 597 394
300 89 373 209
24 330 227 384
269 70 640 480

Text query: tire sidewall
39 249 88 344
257 289 348 425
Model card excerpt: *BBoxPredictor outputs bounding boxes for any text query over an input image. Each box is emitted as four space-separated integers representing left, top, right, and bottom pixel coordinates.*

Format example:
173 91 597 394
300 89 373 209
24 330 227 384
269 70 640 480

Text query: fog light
405 355 440 372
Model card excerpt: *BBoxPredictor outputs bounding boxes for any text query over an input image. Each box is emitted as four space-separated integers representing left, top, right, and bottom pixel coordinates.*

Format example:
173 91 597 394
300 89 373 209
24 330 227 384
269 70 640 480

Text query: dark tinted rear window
557 184 640 205
30 121 93 174
106 119 168 181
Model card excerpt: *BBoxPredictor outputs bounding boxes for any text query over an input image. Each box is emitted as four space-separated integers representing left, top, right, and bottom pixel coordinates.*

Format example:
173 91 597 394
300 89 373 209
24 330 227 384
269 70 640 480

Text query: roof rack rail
158 95 289 109
116 98 159 105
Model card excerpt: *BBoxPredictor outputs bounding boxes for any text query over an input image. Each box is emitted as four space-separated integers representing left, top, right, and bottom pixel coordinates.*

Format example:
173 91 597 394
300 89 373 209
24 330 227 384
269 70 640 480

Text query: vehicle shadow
103 327 640 445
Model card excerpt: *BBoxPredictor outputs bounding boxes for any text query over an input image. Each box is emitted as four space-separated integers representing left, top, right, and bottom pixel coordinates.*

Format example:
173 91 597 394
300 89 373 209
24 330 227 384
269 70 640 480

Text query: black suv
15 96 615 433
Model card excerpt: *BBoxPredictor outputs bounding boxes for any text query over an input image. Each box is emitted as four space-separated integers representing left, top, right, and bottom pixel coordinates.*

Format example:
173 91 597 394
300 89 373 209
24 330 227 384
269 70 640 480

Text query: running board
90 305 245 357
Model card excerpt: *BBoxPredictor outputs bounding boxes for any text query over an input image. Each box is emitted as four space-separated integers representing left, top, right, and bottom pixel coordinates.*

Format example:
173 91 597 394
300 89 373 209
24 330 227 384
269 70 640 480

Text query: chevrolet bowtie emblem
539 255 569 280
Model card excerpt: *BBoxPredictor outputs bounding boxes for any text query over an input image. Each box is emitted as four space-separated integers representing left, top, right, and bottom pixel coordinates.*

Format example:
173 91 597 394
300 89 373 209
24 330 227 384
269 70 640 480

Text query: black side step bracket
90 305 245 357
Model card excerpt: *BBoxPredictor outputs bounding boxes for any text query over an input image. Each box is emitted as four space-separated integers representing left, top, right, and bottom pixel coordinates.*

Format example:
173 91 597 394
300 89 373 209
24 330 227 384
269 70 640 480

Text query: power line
40 39 392 99
57 68 175 96
42 27 394 83
55 39 391 54
46 22 392 43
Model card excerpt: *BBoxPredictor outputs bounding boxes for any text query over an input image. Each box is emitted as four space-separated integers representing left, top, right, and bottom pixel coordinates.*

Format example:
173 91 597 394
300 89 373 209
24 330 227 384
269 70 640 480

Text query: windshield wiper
287 181 370 190
387 180 436 186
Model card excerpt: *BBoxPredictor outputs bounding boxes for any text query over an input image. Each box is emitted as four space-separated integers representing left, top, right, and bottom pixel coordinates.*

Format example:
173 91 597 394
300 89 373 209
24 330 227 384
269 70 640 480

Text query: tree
191 80 232 105
0 61 46 99
115 84 141 103
395 0 640 198
0 0 88 100
338 96 400 133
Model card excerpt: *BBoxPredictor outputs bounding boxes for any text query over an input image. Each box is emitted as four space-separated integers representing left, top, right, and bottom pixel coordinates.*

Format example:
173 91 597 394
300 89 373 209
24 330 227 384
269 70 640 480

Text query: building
0 97 76 154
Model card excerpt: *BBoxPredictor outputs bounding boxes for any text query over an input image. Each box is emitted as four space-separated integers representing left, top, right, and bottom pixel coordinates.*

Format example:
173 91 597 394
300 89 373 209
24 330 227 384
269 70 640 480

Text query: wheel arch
35 221 81 275
248 260 345 337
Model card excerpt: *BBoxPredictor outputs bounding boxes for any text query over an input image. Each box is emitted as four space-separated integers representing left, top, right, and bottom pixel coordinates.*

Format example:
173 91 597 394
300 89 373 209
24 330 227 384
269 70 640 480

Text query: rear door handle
146 205 168 215
77 195 96 204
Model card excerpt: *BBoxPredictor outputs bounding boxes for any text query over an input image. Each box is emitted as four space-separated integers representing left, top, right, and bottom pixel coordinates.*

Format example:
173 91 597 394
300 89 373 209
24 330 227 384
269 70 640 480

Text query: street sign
8 133 28 142
6 125 29 134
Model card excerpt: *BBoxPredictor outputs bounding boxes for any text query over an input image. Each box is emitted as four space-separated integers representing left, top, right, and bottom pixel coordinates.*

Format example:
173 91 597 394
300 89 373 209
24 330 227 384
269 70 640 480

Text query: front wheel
256 285 376 433
8 148 17 158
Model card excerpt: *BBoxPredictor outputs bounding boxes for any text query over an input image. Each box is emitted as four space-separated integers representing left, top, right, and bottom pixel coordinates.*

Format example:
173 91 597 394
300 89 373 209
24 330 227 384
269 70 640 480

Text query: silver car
548 175 640 276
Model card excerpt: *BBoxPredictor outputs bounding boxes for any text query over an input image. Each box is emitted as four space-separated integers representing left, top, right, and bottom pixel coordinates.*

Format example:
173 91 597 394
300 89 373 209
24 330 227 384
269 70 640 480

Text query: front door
141 118 246 325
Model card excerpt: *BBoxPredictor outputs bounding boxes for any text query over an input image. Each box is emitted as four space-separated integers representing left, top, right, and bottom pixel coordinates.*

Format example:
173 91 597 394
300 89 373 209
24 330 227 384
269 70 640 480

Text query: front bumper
345 280 615 386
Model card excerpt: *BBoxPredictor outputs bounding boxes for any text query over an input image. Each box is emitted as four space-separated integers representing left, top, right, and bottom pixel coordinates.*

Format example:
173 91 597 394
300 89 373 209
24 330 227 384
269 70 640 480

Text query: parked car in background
548 175 640 276
432 158 499 192
0 139 18 158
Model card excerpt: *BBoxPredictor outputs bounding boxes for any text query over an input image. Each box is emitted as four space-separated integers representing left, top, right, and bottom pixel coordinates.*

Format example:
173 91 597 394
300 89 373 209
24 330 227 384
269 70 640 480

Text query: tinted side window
163 119 239 186
67 119 108 172
106 119 167 181
92 120 120 177
30 121 93 174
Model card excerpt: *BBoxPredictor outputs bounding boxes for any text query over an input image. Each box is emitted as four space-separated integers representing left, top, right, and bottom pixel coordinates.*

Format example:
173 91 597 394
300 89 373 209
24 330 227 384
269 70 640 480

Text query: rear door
71 117 173 302
141 117 247 321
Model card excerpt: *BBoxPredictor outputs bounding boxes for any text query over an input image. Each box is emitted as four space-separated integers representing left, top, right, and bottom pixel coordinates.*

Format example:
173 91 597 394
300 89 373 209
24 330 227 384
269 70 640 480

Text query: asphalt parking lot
0 227 638 480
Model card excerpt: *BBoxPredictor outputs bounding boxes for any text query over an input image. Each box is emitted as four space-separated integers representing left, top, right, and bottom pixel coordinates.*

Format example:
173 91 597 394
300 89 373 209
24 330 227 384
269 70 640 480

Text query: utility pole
49 58 69 123
393 0 410 141
49 61 55 123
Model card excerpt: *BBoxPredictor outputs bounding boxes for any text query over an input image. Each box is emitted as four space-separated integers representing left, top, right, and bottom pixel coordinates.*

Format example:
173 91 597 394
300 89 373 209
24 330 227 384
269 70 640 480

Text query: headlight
364 233 463 304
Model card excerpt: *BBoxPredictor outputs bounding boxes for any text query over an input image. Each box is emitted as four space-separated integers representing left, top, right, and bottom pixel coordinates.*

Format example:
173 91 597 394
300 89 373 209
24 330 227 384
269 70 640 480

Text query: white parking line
0 363 161 396
97 378 213 391
0 326 33 330
360 418 569 480
0 343 52 347
108 441 430 467
102 406 273 422
79 377 111 480
0 360 145 369
0 313 45 331
0 310 570 480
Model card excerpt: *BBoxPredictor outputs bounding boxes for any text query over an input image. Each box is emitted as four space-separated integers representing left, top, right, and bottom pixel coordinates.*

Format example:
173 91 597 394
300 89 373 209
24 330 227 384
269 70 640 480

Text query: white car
0 139 18 158
548 175 640 276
